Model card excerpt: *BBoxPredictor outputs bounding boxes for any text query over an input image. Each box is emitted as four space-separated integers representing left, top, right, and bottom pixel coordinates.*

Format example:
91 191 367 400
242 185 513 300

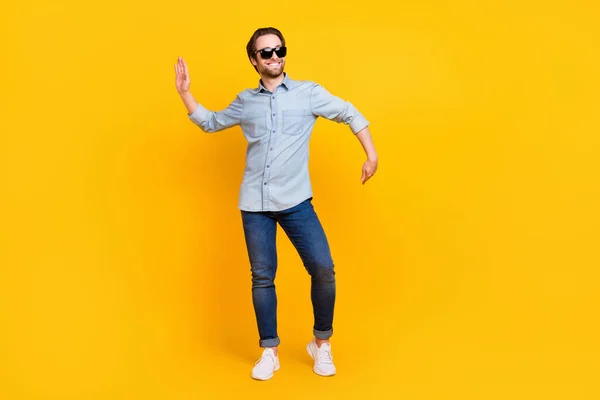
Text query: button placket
263 93 277 209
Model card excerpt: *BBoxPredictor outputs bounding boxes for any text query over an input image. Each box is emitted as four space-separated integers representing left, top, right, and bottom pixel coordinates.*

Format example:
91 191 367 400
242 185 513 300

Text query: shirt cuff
349 114 370 134
188 103 210 125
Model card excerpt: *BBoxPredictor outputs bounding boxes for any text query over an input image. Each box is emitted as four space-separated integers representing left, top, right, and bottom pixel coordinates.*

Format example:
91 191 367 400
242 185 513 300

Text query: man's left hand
361 158 378 185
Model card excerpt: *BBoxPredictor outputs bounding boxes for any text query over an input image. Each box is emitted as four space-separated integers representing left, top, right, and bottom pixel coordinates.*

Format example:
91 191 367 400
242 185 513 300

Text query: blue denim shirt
188 72 370 211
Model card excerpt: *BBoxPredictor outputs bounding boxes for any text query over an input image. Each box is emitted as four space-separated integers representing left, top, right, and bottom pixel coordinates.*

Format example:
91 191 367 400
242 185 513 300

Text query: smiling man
175 27 378 380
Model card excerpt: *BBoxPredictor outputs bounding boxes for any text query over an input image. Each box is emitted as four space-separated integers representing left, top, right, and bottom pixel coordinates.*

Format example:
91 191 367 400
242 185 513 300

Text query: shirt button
272 130 275 133
270 147 273 151
266 165 270 168
272 113 276 116
264 182 267 185
272 96 275 99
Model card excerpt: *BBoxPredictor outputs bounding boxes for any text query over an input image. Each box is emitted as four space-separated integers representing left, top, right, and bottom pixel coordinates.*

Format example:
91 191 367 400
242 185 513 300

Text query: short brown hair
246 27 286 72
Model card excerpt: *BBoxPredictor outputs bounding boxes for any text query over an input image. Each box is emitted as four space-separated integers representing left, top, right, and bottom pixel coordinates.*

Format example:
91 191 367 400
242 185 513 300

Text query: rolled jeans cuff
260 337 280 348
313 328 333 340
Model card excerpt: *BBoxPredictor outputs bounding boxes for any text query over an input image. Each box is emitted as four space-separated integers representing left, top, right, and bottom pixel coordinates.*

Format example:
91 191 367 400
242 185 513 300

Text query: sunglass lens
275 47 287 57
260 48 274 59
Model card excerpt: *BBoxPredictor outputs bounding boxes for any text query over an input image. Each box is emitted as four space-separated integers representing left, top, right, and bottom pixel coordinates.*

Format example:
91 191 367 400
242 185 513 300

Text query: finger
361 169 366 183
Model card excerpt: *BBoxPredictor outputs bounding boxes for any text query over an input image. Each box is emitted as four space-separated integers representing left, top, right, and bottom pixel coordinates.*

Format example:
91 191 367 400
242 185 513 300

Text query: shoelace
317 347 334 364
255 352 276 366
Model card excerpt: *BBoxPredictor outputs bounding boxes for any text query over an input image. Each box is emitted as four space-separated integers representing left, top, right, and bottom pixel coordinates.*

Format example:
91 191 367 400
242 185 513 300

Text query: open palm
174 56 191 94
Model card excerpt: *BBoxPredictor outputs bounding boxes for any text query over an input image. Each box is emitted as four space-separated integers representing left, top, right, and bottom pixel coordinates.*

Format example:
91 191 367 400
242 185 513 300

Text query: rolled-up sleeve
310 84 370 134
188 95 243 133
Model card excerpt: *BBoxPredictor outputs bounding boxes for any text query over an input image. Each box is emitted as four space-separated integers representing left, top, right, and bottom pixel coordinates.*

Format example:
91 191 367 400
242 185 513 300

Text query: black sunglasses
255 46 287 60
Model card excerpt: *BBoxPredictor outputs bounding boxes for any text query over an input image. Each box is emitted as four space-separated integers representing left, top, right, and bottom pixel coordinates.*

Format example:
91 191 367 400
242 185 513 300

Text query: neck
260 72 285 93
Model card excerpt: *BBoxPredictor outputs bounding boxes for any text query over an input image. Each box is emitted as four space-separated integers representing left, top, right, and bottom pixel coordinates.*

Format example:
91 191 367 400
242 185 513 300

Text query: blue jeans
241 197 336 347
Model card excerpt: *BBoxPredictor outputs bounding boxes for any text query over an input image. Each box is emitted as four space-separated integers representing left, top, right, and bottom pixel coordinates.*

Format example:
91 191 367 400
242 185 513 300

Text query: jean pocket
242 110 267 138
282 108 310 136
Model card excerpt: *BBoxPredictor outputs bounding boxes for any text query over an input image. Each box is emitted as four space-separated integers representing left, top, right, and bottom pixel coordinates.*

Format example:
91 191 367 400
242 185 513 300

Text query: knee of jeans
307 260 335 282
251 265 276 288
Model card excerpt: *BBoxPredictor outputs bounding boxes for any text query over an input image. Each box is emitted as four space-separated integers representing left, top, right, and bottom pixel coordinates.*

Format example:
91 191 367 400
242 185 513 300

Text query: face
251 34 286 79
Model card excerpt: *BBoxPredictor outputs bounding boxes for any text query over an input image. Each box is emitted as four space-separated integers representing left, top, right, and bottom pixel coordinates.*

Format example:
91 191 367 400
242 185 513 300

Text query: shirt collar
253 72 292 94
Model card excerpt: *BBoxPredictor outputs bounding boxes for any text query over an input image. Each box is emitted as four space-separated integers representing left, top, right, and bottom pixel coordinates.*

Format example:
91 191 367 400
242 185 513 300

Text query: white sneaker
251 347 280 380
306 338 336 376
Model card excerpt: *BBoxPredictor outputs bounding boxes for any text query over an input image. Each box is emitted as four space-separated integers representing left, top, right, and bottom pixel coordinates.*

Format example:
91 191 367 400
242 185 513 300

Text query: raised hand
175 56 191 94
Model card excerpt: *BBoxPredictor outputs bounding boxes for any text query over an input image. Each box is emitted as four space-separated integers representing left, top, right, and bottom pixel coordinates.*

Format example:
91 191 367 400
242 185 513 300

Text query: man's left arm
310 84 378 185
355 126 378 185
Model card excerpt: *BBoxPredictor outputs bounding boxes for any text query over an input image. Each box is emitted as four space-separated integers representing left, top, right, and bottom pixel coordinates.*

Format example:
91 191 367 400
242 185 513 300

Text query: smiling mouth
266 62 281 67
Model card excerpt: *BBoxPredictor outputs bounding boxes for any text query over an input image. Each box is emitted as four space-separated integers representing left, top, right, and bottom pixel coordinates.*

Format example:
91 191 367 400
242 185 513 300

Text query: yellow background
1 0 599 398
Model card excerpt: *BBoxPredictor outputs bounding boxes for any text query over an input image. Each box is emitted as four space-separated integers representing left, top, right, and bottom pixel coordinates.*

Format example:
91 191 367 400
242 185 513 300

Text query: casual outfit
188 72 369 377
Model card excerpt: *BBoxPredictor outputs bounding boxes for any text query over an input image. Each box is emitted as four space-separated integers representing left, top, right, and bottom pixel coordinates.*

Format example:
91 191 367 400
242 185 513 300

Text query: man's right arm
183 92 243 133
180 91 199 115
175 56 242 133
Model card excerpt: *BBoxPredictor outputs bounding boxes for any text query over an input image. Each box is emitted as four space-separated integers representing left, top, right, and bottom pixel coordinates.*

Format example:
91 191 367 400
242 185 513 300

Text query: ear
250 56 258 66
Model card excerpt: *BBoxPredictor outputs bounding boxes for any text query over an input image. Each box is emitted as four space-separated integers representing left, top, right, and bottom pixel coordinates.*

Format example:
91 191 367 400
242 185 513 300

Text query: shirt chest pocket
282 108 311 136
241 111 268 138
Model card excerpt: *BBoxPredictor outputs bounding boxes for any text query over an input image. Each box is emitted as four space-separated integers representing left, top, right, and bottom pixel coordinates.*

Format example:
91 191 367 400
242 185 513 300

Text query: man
174 27 378 380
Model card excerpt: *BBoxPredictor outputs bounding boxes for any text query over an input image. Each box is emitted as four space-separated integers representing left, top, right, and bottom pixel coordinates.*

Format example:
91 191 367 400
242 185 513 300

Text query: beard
259 61 285 78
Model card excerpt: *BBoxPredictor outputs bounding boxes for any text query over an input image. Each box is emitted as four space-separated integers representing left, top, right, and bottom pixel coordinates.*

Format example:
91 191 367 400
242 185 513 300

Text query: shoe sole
306 343 336 377
251 363 280 381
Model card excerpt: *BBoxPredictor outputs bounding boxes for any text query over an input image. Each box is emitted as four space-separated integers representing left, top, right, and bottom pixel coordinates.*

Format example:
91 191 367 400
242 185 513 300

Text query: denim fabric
188 72 370 212
241 197 336 347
